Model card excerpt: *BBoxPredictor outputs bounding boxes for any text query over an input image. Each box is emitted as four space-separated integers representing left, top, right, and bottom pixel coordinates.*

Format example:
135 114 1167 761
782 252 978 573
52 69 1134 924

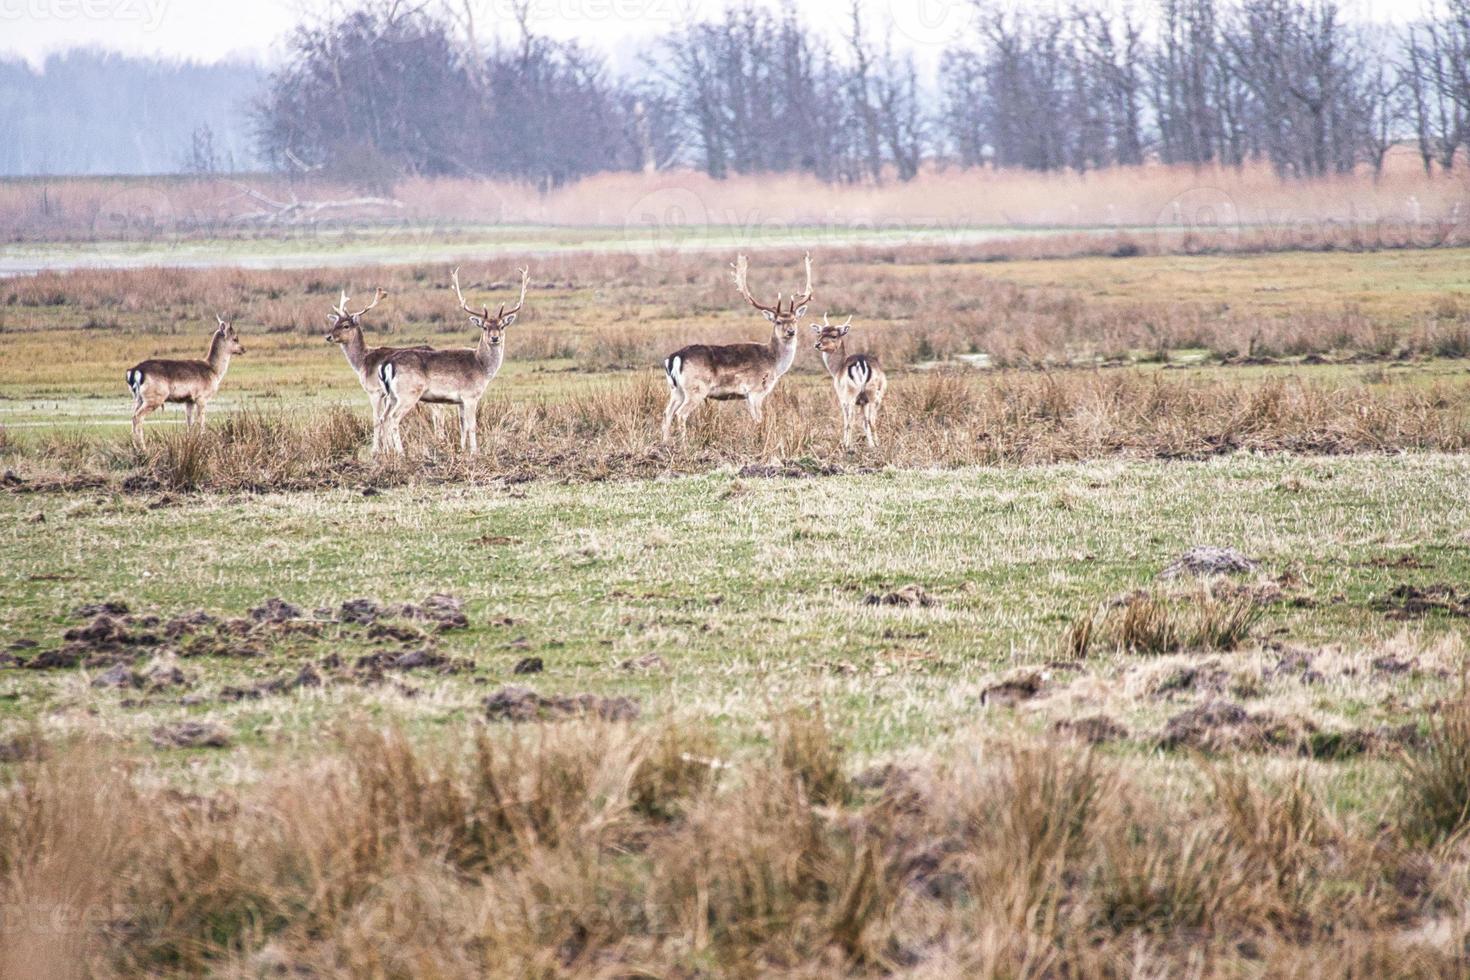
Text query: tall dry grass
8 246 1470 371
3 155 1467 243
1 716 1465 976
8 370 1469 491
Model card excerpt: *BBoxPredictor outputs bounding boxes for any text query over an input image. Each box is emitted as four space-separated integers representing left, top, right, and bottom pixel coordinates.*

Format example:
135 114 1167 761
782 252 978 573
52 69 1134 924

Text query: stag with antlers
324 287 438 454
376 266 529 455
661 252 813 443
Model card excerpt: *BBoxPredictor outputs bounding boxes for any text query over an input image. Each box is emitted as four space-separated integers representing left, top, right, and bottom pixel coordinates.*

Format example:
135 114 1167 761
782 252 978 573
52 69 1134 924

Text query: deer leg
862 401 878 448
194 401 207 431
747 394 765 424
461 399 480 454
662 387 686 443
132 400 160 447
368 393 383 454
674 391 705 444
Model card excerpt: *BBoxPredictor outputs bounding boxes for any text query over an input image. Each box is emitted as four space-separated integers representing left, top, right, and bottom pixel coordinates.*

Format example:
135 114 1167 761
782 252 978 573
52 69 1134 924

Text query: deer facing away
661 252 813 443
324 287 435 454
812 314 887 448
376 267 529 454
126 316 245 447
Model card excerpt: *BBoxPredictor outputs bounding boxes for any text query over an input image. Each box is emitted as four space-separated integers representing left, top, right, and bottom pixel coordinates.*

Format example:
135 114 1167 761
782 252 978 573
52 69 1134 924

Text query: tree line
255 0 1470 187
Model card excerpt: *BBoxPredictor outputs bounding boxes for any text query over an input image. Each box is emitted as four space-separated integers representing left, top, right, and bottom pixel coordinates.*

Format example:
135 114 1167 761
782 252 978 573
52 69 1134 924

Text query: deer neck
341 326 369 375
206 333 232 379
476 333 504 379
820 340 848 380
769 329 798 379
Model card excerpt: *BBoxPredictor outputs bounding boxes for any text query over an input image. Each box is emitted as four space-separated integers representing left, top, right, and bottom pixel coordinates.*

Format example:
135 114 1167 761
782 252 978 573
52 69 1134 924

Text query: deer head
732 252 813 341
452 266 529 348
325 287 387 343
215 314 246 355
811 312 853 353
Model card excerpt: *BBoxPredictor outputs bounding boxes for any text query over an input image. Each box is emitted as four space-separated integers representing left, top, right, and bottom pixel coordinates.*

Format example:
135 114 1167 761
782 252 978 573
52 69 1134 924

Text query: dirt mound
981 671 1043 707
512 657 544 674
73 601 130 618
151 721 232 750
483 685 640 723
621 653 667 671
737 462 842 479
220 665 322 702
865 584 939 608
1053 715 1129 744
1159 546 1261 580
1376 584 1470 620
248 598 304 623
1157 699 1412 758
336 594 469 630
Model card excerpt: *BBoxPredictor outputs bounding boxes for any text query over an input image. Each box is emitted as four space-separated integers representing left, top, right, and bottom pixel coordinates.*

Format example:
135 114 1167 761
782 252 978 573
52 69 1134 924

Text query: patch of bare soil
483 685 640 722
865 584 939 608
334 594 469 630
1375 584 1470 620
1159 546 1260 580
620 653 667 671
150 721 232 750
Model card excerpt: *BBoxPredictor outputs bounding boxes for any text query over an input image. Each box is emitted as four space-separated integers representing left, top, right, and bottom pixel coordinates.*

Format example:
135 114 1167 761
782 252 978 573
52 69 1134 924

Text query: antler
731 254 780 315
790 252 813 310
215 314 228 328
497 267 530 320
335 287 387 319
451 267 490 320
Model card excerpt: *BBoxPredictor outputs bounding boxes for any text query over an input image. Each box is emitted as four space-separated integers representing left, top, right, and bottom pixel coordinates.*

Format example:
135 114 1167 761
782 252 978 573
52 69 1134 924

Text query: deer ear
762 310 776 323
809 323 822 334
839 323 851 336
500 313 517 328
793 304 808 318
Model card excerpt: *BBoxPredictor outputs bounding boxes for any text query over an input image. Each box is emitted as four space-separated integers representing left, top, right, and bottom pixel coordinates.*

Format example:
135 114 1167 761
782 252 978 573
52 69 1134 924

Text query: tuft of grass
1082 590 1264 656
1399 695 1470 844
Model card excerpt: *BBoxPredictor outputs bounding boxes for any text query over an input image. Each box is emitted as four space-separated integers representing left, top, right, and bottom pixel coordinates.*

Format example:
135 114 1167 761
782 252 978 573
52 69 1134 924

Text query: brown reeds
1 716 1464 976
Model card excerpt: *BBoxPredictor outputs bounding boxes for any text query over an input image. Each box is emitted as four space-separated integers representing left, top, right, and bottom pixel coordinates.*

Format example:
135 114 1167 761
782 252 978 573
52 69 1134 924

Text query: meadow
3 220 1470 974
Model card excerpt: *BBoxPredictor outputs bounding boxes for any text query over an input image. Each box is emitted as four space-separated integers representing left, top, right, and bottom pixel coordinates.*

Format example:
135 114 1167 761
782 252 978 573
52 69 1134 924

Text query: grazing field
3 239 1470 975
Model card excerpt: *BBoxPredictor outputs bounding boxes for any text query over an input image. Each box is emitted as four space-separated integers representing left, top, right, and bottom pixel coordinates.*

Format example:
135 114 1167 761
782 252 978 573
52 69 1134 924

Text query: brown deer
126 315 245 447
324 287 435 454
377 267 529 455
812 314 887 448
661 252 813 443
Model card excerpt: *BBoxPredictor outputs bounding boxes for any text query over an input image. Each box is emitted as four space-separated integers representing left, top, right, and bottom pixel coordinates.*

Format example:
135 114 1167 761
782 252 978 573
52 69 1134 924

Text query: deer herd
126 253 887 454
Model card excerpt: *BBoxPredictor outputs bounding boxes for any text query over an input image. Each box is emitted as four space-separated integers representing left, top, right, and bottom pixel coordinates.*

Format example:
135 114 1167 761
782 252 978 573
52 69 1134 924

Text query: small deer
661 252 813 443
324 287 435 454
812 314 887 448
376 266 529 455
125 315 245 447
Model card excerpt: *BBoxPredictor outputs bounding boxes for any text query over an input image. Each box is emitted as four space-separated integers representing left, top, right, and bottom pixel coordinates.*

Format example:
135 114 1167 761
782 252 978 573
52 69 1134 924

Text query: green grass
4 454 1465 763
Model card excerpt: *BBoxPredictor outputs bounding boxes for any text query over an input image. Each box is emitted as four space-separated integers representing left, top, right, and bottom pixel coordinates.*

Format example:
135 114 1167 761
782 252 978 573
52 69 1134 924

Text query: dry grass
7 248 1470 384
1073 590 1266 658
3 155 1467 243
2 716 1467 976
5 369 1468 491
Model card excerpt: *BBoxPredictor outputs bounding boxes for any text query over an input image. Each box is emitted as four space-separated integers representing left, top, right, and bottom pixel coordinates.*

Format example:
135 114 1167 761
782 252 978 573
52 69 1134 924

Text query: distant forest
0 51 263 176
4 0 1470 183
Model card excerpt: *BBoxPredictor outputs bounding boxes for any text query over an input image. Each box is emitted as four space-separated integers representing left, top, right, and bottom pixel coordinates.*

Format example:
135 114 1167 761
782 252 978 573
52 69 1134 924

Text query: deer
125 315 245 447
323 286 436 454
812 313 887 449
661 252 813 443
376 266 529 455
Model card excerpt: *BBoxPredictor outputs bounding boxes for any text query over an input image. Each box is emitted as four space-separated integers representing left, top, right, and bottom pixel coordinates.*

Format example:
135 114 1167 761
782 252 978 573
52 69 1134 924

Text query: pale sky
0 0 1432 71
